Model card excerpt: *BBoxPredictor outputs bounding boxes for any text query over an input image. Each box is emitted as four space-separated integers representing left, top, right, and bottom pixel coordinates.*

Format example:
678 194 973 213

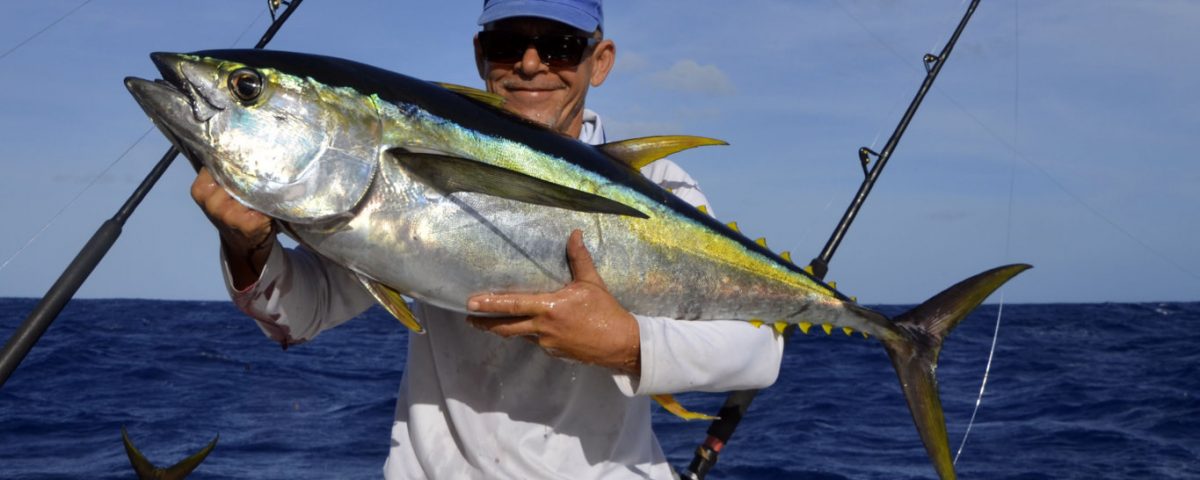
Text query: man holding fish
189 1 783 477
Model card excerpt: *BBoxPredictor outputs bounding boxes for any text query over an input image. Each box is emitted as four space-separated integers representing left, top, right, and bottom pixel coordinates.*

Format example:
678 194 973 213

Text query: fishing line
792 194 841 256
867 96 904 153
828 0 916 153
956 163 1018 464
229 6 271 48
0 128 153 275
0 5 270 275
927 0 971 63
0 0 95 62
954 292 1005 464
937 97 1200 283
956 0 1018 463
836 0 1200 283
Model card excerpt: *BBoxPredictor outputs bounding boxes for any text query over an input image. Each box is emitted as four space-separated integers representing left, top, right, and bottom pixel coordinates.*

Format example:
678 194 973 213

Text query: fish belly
289 160 836 323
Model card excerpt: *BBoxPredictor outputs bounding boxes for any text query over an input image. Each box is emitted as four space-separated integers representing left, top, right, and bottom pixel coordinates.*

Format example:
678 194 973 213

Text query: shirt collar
578 108 606 146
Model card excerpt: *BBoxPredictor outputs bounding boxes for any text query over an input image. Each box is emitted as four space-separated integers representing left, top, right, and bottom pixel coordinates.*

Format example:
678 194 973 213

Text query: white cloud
646 60 735 95
614 50 650 74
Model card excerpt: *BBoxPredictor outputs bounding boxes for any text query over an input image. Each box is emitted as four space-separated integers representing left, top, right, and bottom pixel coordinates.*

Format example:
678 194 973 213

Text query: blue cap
478 0 603 33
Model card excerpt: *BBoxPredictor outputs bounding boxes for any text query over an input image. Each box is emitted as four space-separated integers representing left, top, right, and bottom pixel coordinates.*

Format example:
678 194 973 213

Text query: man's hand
466 229 641 376
191 167 275 289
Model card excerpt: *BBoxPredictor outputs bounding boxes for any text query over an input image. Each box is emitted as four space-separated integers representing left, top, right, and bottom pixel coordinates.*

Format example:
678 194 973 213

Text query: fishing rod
682 1 981 478
0 0 305 389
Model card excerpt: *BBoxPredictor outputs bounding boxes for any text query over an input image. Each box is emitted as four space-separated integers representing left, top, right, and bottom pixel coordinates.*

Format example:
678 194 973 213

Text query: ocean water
0 299 1196 479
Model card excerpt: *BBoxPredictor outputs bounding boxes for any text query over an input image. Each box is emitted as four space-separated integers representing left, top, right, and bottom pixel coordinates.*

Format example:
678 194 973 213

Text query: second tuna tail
122 426 218 480
880 263 1031 480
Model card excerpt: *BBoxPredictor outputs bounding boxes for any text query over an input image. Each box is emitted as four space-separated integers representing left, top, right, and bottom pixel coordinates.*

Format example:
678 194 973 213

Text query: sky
0 0 1197 304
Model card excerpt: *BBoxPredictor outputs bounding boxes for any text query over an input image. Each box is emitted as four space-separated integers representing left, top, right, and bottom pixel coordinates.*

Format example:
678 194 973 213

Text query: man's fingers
467 293 554 316
565 229 604 286
197 170 239 220
191 167 220 205
201 184 233 219
204 188 253 231
231 207 269 229
467 315 537 338
196 174 268 232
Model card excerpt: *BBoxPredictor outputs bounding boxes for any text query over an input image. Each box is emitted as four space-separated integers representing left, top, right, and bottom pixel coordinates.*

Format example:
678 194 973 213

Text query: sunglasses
478 30 599 67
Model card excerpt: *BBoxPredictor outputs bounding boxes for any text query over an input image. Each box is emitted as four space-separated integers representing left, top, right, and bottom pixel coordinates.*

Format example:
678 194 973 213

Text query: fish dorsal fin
651 394 719 421
122 426 219 480
388 150 649 218
599 135 728 170
355 274 424 334
432 81 506 108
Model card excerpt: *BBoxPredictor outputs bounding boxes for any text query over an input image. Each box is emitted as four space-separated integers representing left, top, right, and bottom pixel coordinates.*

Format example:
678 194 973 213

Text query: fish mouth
124 75 204 166
124 52 224 169
146 52 226 121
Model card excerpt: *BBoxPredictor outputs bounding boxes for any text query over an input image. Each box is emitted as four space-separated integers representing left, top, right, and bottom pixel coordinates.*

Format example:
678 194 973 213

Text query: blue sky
0 1 1197 303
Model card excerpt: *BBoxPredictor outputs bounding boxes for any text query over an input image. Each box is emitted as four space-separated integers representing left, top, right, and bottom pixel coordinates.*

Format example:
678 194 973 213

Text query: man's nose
517 45 547 75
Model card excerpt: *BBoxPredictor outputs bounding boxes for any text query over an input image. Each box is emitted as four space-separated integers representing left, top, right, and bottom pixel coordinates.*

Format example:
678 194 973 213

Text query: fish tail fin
879 263 1031 480
122 426 219 480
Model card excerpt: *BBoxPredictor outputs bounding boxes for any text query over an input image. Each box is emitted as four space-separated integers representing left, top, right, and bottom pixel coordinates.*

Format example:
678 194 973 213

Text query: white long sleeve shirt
222 110 784 479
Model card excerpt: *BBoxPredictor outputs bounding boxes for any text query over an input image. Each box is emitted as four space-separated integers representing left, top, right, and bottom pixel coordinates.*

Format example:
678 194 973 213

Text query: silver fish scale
290 143 860 329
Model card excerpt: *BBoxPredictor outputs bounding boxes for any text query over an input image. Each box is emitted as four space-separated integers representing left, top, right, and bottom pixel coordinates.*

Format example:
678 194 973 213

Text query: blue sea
1 299 1197 479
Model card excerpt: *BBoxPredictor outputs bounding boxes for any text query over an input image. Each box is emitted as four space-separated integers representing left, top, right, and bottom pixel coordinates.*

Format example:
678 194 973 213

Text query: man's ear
473 34 486 80
590 39 616 87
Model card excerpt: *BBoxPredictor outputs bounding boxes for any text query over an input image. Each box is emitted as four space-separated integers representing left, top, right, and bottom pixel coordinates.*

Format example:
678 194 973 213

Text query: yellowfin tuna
125 50 1029 480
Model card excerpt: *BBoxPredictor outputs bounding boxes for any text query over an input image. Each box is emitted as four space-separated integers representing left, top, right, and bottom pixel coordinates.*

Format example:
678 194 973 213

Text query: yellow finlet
599 135 728 170
851 296 858 303
356 275 424 333
652 394 718 421
697 204 709 215
828 281 837 289
726 221 740 232
749 319 764 328
803 265 814 275
821 323 833 335
780 251 792 263
861 331 870 339
773 322 788 334
755 237 767 247
432 82 506 108
798 322 813 334
842 327 854 336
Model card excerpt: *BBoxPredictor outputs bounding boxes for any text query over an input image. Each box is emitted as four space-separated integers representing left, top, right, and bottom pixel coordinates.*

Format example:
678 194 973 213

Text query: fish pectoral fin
355 274 425 334
122 426 218 480
388 150 649 218
651 394 719 421
599 135 728 170
431 81 506 108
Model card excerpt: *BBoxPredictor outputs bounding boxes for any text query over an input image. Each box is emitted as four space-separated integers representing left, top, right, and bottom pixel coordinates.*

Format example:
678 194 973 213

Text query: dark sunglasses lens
536 36 587 66
480 31 525 63
480 31 590 66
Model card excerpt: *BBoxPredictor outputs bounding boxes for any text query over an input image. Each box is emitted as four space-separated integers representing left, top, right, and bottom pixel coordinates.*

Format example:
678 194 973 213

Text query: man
191 1 783 478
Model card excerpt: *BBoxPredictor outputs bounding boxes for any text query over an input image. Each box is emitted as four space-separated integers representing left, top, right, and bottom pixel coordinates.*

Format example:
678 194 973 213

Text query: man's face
474 17 614 137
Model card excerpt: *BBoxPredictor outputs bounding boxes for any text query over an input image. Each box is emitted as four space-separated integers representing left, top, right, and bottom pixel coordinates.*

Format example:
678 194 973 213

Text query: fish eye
228 68 263 102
